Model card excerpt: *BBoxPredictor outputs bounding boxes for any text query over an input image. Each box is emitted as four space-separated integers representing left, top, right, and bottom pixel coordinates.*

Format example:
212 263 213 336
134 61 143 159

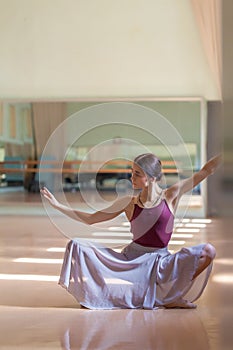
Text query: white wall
0 0 219 100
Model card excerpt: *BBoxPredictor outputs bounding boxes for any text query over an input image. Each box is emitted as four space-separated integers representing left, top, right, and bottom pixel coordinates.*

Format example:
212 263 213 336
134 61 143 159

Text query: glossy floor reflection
0 308 212 350
0 192 232 349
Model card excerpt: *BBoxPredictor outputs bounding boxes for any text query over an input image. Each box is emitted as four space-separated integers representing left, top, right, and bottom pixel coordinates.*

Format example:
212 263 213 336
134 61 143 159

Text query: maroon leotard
130 200 174 248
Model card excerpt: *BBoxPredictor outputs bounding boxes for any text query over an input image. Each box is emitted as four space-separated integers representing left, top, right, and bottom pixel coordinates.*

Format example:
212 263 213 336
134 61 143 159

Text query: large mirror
0 99 206 217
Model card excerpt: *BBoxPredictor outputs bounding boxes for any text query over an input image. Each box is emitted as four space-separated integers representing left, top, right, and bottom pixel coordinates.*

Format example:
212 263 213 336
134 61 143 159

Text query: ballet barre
0 160 179 174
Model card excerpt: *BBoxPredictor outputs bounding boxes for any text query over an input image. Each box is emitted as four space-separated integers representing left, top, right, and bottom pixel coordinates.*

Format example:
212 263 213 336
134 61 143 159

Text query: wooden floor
0 189 232 349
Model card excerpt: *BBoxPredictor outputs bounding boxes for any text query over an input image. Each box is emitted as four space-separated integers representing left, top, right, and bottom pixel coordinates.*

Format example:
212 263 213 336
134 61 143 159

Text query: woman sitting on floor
40 153 221 309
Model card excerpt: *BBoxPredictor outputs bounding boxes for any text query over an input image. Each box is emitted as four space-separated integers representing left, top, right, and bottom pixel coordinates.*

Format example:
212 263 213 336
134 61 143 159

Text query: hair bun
156 172 163 181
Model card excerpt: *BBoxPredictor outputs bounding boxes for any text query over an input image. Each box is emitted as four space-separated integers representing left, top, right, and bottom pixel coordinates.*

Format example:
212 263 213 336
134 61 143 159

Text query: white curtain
191 0 222 99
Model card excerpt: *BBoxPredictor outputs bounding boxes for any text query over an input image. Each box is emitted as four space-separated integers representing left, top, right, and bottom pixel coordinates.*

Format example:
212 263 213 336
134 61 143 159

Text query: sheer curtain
191 0 222 99
32 102 66 159
31 102 67 190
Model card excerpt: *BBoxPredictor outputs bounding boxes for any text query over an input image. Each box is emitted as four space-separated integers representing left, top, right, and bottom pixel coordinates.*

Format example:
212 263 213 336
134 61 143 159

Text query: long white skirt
59 239 212 309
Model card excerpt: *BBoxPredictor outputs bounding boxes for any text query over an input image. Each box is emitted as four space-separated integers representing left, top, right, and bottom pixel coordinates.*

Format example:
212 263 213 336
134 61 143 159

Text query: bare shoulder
103 195 134 213
164 184 181 214
122 195 136 210
118 195 135 207
164 184 180 202
123 195 137 221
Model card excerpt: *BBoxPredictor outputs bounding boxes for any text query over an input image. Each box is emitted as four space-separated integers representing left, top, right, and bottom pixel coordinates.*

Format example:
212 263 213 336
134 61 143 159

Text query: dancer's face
131 163 148 189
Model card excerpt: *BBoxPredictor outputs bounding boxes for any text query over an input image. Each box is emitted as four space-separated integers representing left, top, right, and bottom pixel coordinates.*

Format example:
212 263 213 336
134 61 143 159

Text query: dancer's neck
139 183 163 207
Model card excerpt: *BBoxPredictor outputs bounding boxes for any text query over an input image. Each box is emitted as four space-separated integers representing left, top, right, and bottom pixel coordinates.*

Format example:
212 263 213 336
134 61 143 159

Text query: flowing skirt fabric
59 239 212 309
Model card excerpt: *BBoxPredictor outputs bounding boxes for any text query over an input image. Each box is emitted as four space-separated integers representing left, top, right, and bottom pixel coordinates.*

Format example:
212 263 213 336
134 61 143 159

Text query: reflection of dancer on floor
41 153 221 309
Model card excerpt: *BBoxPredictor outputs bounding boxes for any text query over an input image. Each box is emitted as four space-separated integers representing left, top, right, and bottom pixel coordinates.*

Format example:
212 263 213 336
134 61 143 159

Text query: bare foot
164 299 197 309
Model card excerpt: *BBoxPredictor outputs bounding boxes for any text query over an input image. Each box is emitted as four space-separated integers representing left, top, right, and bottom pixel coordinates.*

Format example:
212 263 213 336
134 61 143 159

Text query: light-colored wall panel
0 0 219 100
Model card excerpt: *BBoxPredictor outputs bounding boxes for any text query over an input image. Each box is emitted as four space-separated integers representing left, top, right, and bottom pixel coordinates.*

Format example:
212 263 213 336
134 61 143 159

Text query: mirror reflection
0 100 204 216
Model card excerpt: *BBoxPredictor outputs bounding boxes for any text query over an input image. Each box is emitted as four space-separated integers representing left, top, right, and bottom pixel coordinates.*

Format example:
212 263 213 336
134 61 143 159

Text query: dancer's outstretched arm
40 187 131 225
165 154 222 208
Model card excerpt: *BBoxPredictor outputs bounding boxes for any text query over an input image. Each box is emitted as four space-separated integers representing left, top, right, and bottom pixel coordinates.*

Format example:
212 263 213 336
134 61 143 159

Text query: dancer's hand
40 187 59 208
202 154 222 175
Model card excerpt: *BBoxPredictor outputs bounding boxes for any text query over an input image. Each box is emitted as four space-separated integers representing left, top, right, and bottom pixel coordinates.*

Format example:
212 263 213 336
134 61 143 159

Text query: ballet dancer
40 153 221 309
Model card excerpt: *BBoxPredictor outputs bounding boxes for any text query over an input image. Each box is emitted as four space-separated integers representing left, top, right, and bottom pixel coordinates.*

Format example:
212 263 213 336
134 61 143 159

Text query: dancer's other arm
165 154 222 209
40 187 130 225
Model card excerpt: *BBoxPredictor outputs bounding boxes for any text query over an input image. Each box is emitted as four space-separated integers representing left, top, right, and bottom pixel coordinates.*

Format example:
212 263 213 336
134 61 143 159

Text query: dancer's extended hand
40 187 59 207
202 154 222 175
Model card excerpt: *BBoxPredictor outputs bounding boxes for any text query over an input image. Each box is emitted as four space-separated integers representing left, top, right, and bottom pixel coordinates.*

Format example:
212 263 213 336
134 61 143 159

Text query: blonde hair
134 153 163 181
